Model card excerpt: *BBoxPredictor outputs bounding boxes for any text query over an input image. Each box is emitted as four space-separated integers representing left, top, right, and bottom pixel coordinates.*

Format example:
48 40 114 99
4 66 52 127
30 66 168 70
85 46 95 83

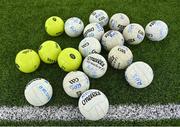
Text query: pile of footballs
15 9 168 121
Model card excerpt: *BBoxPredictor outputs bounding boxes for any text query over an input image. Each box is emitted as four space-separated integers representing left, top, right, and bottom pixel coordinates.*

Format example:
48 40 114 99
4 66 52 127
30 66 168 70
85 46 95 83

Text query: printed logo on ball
133 73 142 86
87 56 105 67
108 55 117 65
127 38 135 43
68 78 82 90
69 54 76 59
47 58 56 63
118 47 126 54
117 24 125 31
96 24 103 32
84 27 94 37
105 31 116 38
69 83 81 90
52 17 57 21
81 42 89 48
39 85 51 100
98 16 106 21
81 91 101 105
149 21 156 27
146 33 153 38
69 78 79 84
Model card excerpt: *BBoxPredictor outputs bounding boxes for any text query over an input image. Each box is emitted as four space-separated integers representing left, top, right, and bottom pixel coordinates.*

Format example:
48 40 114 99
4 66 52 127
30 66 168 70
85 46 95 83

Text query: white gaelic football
78 89 109 121
109 13 130 32
82 53 107 78
24 78 53 106
83 23 104 40
78 37 101 57
89 9 109 27
125 61 154 88
108 45 133 69
101 30 124 51
63 71 90 98
65 17 84 37
145 20 168 41
123 23 145 45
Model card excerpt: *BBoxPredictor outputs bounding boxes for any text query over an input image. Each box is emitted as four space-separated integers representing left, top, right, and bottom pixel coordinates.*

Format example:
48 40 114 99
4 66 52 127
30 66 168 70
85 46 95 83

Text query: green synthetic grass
0 0 180 125
1 119 180 126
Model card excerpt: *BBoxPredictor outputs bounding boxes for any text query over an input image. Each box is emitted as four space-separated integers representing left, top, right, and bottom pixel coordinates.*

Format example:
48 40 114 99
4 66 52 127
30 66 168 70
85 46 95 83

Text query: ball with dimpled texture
109 13 130 32
38 40 61 64
123 23 145 45
63 71 90 98
83 23 104 41
78 37 101 57
101 30 124 51
108 45 133 69
15 49 40 73
89 9 109 27
65 17 84 37
125 61 154 88
145 20 168 41
58 48 82 72
45 16 64 36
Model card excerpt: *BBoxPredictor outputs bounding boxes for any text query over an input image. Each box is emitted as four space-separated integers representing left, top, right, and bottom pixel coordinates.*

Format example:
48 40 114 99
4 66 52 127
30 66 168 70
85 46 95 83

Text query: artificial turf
0 0 179 125
1 119 180 126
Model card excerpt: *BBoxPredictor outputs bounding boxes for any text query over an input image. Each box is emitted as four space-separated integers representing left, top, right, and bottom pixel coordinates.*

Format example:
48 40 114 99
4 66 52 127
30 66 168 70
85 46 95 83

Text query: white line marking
0 104 179 121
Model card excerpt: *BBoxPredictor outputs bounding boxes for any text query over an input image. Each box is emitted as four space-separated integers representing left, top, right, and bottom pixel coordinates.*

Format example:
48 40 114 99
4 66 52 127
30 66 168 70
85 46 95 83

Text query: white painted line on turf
0 104 179 121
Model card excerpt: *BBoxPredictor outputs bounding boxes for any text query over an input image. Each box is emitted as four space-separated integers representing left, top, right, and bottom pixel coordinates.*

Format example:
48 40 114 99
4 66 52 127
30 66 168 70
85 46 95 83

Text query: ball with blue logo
63 71 90 98
65 17 84 37
145 20 168 41
101 30 124 51
83 23 104 40
123 23 145 45
125 61 154 88
24 78 53 106
109 13 130 32
89 9 109 27
78 37 101 57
